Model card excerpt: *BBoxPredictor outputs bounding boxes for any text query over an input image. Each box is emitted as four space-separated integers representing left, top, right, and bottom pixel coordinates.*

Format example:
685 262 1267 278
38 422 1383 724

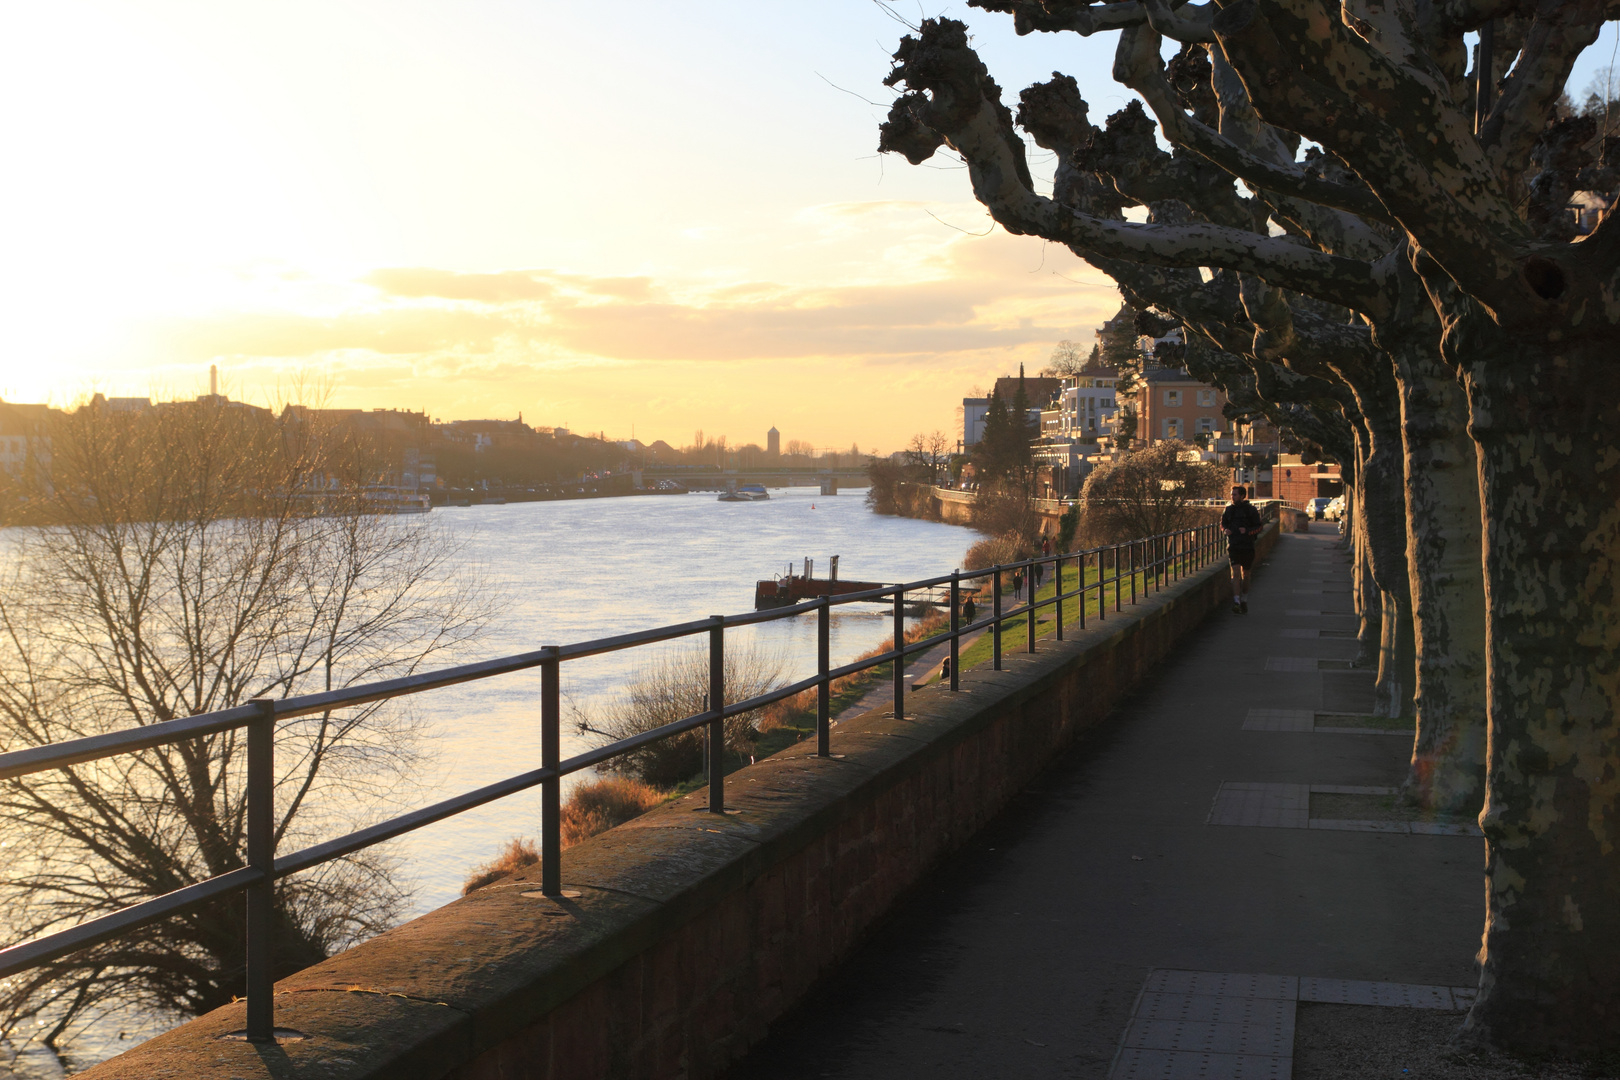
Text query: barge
754 556 889 609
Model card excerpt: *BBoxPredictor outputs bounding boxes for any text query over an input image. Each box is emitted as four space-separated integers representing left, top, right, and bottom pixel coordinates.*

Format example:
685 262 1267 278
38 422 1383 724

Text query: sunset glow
0 2 1138 450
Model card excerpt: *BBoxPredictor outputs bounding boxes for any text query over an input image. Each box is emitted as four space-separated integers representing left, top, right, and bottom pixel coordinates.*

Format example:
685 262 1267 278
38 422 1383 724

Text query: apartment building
963 370 1063 448
1135 367 1228 445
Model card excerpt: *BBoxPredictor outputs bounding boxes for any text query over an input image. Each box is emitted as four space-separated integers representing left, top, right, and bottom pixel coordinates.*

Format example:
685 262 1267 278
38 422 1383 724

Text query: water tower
767 426 780 456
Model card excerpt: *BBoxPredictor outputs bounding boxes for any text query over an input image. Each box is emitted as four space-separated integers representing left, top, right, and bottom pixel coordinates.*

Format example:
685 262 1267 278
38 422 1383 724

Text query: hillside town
949 304 1344 511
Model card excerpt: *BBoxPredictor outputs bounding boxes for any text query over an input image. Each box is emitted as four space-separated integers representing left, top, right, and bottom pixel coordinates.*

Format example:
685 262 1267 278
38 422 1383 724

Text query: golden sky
5 3 1606 452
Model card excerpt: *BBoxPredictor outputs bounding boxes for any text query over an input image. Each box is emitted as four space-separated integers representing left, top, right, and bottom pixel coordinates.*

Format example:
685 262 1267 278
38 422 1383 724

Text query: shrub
964 531 1029 571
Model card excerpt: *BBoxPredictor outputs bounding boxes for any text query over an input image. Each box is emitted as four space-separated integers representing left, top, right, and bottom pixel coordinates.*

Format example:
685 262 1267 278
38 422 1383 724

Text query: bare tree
0 397 487 1057
905 430 952 484
1041 339 1087 376
572 640 787 790
1079 440 1224 544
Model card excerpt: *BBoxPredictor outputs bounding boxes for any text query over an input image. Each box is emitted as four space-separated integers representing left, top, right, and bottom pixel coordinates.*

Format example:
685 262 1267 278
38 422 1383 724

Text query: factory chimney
210 364 218 397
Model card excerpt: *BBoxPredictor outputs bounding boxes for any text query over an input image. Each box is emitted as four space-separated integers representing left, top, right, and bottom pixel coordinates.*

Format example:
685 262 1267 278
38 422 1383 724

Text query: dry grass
461 778 669 894
461 837 539 895
560 777 666 846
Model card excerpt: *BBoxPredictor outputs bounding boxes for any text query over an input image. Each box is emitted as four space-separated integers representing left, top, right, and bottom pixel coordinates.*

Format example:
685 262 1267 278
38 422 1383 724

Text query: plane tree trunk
1446 311 1620 1051
1390 339 1486 811
880 6 1620 1052
1342 374 1414 718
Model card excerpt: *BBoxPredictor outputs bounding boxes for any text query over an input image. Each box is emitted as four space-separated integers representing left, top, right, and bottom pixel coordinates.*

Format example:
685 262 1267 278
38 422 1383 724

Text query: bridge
636 466 869 493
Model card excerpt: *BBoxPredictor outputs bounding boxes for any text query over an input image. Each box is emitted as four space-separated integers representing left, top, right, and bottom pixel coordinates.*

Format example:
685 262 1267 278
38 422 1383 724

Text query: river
4 488 976 1076
393 487 975 914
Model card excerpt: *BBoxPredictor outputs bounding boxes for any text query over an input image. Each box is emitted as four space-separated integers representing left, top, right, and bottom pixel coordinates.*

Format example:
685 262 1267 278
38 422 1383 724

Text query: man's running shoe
1232 601 1242 614
1240 601 1249 614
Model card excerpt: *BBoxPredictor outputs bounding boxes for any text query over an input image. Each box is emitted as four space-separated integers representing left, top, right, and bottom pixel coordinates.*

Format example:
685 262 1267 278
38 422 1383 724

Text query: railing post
1080 552 1088 628
1094 550 1102 621
892 588 905 719
541 646 561 896
708 616 725 813
949 571 961 692
1055 556 1064 642
1114 545 1122 612
1024 560 1036 654
992 565 1003 670
817 596 831 756
245 698 276 1043
1131 541 1138 604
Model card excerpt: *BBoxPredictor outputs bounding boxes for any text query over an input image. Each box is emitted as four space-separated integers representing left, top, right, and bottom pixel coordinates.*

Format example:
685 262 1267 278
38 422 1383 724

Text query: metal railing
0 522 1225 1042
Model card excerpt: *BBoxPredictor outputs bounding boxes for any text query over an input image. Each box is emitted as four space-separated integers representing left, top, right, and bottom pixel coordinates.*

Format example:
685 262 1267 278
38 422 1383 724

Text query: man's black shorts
1229 548 1255 569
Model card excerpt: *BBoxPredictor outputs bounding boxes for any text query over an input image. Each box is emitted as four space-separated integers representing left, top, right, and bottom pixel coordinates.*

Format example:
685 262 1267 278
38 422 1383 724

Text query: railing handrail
0 520 1231 1042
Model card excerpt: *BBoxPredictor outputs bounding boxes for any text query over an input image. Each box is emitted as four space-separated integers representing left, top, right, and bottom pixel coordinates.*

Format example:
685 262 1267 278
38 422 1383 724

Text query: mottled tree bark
1343 373 1415 718
1448 315 1620 1052
1392 340 1486 811
881 4 1620 1051
1349 431 1381 671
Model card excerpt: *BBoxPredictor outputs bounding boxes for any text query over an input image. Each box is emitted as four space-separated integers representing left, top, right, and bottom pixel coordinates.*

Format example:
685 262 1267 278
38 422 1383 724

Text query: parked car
1325 496 1346 521
1308 497 1333 520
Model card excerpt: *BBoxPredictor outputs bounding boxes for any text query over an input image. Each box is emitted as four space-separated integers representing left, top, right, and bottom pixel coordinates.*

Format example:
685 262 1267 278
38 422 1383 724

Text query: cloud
365 268 555 302
130 223 1123 450
156 307 517 359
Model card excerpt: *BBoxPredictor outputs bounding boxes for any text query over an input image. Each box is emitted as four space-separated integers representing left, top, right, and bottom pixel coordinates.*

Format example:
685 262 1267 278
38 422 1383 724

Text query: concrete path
726 525 1481 1079
831 628 988 720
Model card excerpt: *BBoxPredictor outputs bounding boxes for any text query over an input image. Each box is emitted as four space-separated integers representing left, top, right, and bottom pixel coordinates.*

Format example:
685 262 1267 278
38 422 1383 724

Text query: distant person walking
1221 485 1263 614
962 594 977 624
1012 569 1024 601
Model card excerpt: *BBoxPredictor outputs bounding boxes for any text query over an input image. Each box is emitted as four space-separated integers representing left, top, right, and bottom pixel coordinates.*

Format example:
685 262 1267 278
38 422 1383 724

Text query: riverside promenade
728 527 1482 1079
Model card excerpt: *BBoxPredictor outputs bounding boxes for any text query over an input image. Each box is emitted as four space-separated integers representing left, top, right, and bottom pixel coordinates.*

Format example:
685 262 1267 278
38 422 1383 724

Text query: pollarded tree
878 3 1619 1054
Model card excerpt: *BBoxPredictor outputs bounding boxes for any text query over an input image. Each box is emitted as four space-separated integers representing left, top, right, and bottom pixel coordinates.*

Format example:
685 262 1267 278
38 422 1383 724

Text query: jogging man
1221 485 1263 614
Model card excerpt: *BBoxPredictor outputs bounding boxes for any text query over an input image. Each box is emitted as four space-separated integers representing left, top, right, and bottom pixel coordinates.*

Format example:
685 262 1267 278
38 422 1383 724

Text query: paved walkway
727 526 1481 1079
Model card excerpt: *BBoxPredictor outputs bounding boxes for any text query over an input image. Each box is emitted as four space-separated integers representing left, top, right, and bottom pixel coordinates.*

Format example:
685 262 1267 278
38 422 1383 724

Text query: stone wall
81 528 1276 1080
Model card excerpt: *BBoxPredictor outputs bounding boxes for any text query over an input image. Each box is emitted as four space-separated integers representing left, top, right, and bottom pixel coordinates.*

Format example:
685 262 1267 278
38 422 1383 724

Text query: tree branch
883 19 1391 315
1212 0 1534 314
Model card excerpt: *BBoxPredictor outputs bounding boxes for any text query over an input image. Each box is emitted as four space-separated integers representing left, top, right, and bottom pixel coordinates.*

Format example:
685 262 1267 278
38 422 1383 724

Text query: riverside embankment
80 525 1275 1080
0 487 980 1080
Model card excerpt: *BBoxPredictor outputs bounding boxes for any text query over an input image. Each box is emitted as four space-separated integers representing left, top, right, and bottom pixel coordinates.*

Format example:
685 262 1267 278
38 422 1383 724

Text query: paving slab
725 526 1480 1080
1105 970 1477 1079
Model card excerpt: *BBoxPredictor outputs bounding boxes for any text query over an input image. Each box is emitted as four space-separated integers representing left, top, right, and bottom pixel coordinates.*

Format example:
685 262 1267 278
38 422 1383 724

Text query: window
1163 417 1182 439
1197 389 1216 407
1164 390 1182 407
1196 417 1216 434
